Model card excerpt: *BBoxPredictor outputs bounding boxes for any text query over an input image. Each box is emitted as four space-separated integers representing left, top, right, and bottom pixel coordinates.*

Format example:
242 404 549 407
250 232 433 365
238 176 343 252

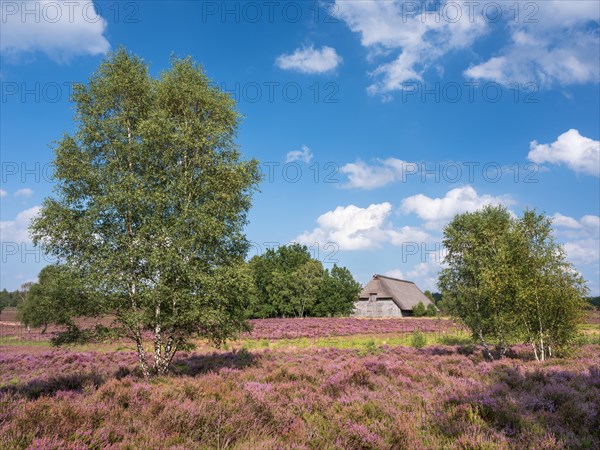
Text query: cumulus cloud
465 1 599 87
276 46 342 74
400 186 514 229
295 202 428 251
563 240 600 265
14 188 33 198
406 258 443 292
340 158 417 189
581 215 600 230
1 0 110 62
552 213 600 264
385 251 446 291
551 213 583 229
0 206 41 243
335 0 488 94
383 268 405 280
335 1 598 95
0 189 7 198
286 145 313 163
528 129 599 177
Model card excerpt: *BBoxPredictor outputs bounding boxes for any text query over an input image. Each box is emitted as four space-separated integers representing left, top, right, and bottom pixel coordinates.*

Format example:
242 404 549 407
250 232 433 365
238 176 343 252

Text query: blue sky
1 0 599 294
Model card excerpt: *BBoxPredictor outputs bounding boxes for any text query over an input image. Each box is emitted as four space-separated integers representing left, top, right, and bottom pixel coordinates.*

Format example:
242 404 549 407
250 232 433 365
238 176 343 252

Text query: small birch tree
510 211 587 360
440 206 588 360
439 206 519 359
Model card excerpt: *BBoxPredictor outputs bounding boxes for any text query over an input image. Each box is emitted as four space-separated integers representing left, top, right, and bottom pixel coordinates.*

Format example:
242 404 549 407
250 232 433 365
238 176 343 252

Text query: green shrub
426 304 437 317
413 302 426 317
410 331 426 348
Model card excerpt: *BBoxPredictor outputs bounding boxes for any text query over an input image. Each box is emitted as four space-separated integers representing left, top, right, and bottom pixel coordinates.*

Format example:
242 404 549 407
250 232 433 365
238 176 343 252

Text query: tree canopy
17 265 96 334
247 244 361 318
30 49 261 376
439 205 588 360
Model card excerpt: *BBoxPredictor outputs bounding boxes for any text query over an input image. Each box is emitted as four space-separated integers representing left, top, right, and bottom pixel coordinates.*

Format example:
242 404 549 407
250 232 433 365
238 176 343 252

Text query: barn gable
353 274 435 317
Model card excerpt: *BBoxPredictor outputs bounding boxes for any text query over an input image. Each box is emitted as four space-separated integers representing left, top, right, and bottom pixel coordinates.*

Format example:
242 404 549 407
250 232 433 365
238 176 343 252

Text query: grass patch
228 330 474 351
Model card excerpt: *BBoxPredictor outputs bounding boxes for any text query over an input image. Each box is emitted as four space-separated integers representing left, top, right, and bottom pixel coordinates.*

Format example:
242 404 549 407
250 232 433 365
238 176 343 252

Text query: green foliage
29 48 261 376
439 206 588 360
588 297 600 309
426 303 437 317
17 265 98 333
0 289 20 310
246 244 361 318
314 265 362 317
439 205 518 357
410 330 426 348
413 301 427 317
510 211 588 359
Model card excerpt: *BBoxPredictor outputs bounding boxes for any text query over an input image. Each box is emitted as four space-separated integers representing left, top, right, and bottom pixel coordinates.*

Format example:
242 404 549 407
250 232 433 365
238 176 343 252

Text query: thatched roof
359 274 435 311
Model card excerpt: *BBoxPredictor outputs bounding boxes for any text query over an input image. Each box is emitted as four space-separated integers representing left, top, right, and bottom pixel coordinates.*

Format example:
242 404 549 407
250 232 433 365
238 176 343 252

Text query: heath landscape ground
1 311 599 450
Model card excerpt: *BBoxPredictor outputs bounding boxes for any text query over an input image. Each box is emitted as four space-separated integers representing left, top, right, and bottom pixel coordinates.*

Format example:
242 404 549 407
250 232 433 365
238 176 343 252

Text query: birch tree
439 206 588 360
439 206 519 359
31 49 261 376
510 211 587 360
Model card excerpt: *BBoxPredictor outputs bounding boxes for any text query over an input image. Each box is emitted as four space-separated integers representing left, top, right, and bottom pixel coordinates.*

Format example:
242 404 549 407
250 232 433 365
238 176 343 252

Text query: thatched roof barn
353 274 435 317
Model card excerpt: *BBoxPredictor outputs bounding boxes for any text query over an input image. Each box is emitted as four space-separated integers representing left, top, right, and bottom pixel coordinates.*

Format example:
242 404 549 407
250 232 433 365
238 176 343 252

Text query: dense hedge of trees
0 289 19 310
246 244 361 318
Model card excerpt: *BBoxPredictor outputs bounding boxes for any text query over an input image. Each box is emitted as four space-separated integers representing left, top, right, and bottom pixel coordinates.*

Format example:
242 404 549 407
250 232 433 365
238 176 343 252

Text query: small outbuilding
353 274 435 317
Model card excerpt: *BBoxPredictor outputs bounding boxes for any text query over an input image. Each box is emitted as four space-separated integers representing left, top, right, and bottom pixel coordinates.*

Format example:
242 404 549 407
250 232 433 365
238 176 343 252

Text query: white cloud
406 259 442 292
552 213 599 265
387 226 430 246
563 240 600 265
14 188 33 198
0 206 41 243
0 189 7 198
400 186 514 228
295 202 429 251
335 0 489 94
383 269 405 280
286 145 313 163
551 213 582 229
581 215 600 231
528 129 599 177
336 1 599 94
340 158 417 189
465 1 600 87
276 46 342 74
1 0 110 62
385 251 446 292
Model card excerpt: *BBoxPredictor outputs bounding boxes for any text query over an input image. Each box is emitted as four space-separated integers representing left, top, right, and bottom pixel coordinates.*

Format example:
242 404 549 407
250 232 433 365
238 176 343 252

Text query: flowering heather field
0 312 458 343
244 317 456 340
1 344 599 449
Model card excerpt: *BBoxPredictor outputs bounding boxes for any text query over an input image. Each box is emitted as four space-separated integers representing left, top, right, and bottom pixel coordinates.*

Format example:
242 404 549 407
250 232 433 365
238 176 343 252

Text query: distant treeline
3 271 598 321
0 287 34 310
246 244 361 319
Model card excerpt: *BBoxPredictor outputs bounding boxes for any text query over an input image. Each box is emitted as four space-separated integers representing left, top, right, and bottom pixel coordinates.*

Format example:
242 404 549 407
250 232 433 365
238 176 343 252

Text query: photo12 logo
214 81 339 104
262 161 339 184
200 1 340 24
248 241 339 264
399 82 539 104
2 162 54 184
1 243 57 264
1 82 75 104
198 1 539 25
1 1 140 24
